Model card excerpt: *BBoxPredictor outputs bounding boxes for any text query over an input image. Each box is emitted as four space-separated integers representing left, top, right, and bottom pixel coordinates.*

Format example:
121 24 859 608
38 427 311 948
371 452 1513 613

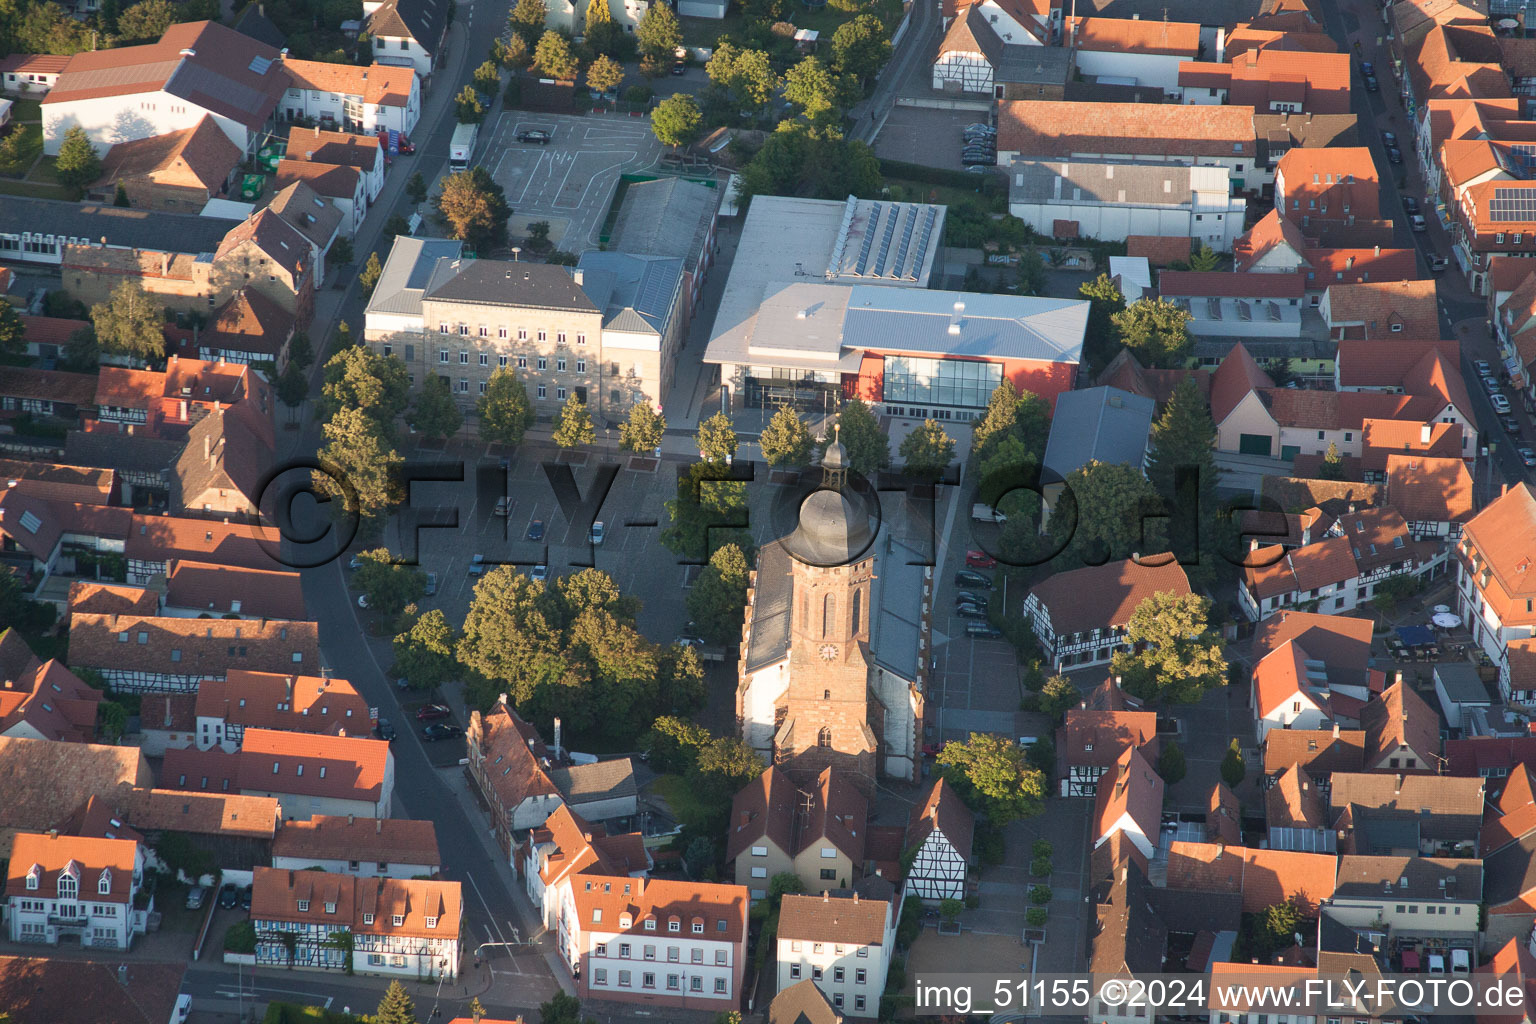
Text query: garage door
1238 434 1272 456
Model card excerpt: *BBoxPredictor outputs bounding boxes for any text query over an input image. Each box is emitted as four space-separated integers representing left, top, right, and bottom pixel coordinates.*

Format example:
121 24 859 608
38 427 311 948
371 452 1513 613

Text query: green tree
1047 460 1166 565
55 125 102 196
1145 375 1231 586
585 53 623 95
375 979 418 1024
114 0 175 40
478 367 534 447
706 44 780 114
329 236 355 266
1037 674 1081 717
693 736 767 807
1319 441 1346 480
97 700 128 741
1111 297 1194 369
1157 739 1187 785
354 549 427 618
316 406 404 524
382 214 412 239
359 251 384 294
435 167 512 253
759 406 814 468
898 418 955 481
455 84 487 123
644 715 713 773
820 397 888 475
635 0 681 59
320 345 411 430
473 59 502 96
1111 591 1228 704
685 543 750 646
783 56 846 123
736 121 883 202
552 392 595 448
696 410 737 463
1078 273 1127 371
935 732 1047 823
539 992 596 1024
1016 249 1048 297
1189 243 1220 272
662 459 751 561
288 332 315 373
502 31 531 68
651 93 702 150
90 281 163 361
113 183 130 207
534 30 580 79
584 0 613 29
1221 738 1246 789
408 374 464 442
619 402 665 453
0 301 24 356
829 13 890 88
393 609 459 690
277 362 308 411
406 172 428 205
509 0 548 44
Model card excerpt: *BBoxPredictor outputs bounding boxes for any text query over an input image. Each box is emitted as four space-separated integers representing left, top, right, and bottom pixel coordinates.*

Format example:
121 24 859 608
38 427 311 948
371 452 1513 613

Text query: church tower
773 427 880 793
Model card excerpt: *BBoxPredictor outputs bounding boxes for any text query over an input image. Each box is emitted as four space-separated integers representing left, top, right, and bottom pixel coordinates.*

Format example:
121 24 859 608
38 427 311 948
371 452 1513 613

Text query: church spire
822 421 848 491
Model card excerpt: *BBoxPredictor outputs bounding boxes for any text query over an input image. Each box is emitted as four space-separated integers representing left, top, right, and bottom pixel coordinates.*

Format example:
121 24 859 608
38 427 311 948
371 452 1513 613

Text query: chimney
583 832 593 842
553 716 562 760
822 891 829 902
348 814 354 825
1395 774 1403 795
573 269 584 286
1332 722 1341 738
498 693 509 707
1374 245 1381 256
376 819 382 834
203 435 211 460
285 676 294 704
852 892 859 903
1395 670 1404 686
161 253 169 276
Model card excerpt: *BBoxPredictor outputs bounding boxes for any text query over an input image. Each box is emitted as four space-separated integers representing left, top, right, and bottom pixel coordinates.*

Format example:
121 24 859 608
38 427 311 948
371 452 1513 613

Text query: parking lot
873 106 994 173
483 112 665 250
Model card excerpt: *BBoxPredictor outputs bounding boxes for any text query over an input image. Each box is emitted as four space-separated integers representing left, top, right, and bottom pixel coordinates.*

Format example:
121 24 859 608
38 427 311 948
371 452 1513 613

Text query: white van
172 994 192 1023
1427 954 1446 974
1452 949 1471 974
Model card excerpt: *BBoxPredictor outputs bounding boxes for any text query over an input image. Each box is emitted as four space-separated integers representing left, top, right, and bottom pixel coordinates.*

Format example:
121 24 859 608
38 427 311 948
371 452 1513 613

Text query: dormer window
426 916 438 929
644 919 656 931
98 869 111 895
25 866 39 890
324 901 336 914
363 913 375 925
692 921 704 934
392 914 404 926
298 899 310 911
668 920 680 933
593 908 603 923
619 914 632 928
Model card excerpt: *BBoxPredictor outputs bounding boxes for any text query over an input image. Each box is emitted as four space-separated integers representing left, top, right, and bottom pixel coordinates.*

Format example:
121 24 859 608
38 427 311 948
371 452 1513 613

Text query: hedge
879 157 999 192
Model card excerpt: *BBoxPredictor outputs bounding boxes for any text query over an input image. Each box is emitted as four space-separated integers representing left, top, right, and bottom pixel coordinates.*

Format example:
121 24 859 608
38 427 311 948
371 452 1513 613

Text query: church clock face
819 643 839 661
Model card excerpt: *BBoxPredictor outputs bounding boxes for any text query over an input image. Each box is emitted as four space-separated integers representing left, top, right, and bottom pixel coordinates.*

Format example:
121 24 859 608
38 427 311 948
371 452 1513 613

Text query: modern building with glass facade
705 195 1087 418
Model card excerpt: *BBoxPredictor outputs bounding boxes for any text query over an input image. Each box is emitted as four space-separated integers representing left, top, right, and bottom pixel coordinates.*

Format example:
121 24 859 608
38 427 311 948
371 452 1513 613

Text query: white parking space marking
555 151 637 210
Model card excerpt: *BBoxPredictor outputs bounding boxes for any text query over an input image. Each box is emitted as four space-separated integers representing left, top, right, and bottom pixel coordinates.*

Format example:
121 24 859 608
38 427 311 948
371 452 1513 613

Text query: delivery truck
449 123 478 170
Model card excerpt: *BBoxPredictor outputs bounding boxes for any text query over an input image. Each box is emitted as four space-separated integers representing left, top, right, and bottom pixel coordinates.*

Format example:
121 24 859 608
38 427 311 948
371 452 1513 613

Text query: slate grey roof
1010 159 1207 208
997 45 1072 85
0 199 237 254
549 758 637 806
841 286 1088 364
1333 855 1483 902
231 4 287 49
367 0 448 50
364 235 464 317
609 177 721 274
745 541 795 674
1436 662 1491 703
576 251 684 337
423 258 597 312
1042 385 1155 485
65 430 182 477
1485 832 1536 905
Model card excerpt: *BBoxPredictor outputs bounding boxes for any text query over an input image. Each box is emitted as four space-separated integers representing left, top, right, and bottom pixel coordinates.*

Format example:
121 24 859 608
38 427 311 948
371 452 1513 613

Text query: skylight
18 510 42 534
250 55 273 74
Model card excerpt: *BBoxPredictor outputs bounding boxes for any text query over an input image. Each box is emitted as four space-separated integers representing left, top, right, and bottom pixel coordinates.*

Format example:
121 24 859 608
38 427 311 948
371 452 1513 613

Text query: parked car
531 564 548 583
1493 394 1513 413
1484 376 1502 393
173 996 192 1024
954 569 993 589
966 549 997 568
1519 446 1536 468
1451 949 1471 974
961 152 996 167
1365 74 1379 91
955 590 990 608
1361 60 1375 75
1500 414 1522 434
965 165 992 175
589 521 605 546
422 722 465 742
965 622 1003 639
963 122 994 134
526 519 545 541
493 496 511 517
416 703 451 721
1382 130 1397 147
185 886 208 911
1428 256 1449 272
1387 145 1403 164
1428 954 1446 974
954 604 988 620
348 555 363 571
1476 360 1493 377
517 129 551 143
670 62 686 75
424 571 438 596
1410 214 1427 232
468 554 486 576
1402 196 1420 215
375 717 397 741
218 883 240 909
239 886 252 911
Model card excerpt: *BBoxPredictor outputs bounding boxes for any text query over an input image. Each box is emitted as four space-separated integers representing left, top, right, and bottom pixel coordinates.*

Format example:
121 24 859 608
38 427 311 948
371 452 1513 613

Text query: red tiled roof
908 776 974 861
1461 484 1536 626
1336 339 1460 387
1361 682 1442 769
164 559 306 620
1252 640 1323 718
97 115 240 193
279 59 415 106
6 831 138 903
1361 418 1464 472
998 101 1257 159
194 670 370 738
1267 764 1328 829
1092 746 1164 846
778 892 891 946
274 158 361 201
272 815 440 868
1325 279 1440 338
1125 235 1194 267
1243 535 1357 599
1233 209 1313 271
252 867 461 941
239 728 389 803
1263 727 1367 777
1026 555 1192 637
1065 16 1200 56
1253 610 1372 666
1166 840 1337 912
1210 342 1274 423
568 874 748 944
0 53 70 74
1384 454 1474 524
1059 709 1159 770
1301 247 1419 288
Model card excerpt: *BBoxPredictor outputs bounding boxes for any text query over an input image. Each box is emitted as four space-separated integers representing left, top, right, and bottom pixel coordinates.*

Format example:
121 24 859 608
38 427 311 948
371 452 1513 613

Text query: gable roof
1041 386 1155 485
163 559 306 620
74 784 278 840
67 613 320 678
468 702 560 812
1324 279 1441 337
0 658 101 744
1089 860 1167 975
1210 342 1275 423
568 874 748 943
97 115 240 193
279 59 415 107
272 815 439 867
1262 727 1367 777
907 777 974 861
1166 840 1338 911
366 0 449 50
769 979 843 1024
1384 454 1474 524
1267 763 1328 829
1233 209 1313 270
1460 483 1536 622
1360 681 1442 768
194 670 370 737
997 100 1258 159
1329 772 1484 841
778 892 891 946
0 956 184 1024
1058 709 1159 769
1026 555 1192 636
1252 640 1325 718
1093 746 1164 844
0 736 150 857
939 3 1004 61
1252 610 1374 666
1066 15 1201 55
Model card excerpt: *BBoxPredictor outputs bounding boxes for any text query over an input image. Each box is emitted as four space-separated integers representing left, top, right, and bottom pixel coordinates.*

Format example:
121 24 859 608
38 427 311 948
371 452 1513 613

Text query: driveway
481 112 665 250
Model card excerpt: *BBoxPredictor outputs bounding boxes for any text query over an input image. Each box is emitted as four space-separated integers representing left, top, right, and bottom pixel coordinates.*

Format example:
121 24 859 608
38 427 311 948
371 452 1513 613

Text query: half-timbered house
904 778 972 902
67 614 320 693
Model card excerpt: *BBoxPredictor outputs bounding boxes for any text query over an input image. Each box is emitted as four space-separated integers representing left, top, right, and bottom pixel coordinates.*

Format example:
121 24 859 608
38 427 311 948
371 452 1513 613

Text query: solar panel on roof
855 204 880 275
1490 186 1536 222
19 510 41 534
915 207 937 274
249 55 273 74
893 209 916 279
876 212 897 277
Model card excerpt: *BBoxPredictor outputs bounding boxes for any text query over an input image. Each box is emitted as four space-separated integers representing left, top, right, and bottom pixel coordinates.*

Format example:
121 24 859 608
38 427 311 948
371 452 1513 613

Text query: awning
1396 625 1437 647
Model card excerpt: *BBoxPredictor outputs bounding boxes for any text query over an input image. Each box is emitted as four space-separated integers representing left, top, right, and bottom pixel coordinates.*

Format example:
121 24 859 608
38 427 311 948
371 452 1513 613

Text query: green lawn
680 0 903 50
0 176 69 200
7 97 42 122
883 177 997 209
650 772 715 830
28 155 60 184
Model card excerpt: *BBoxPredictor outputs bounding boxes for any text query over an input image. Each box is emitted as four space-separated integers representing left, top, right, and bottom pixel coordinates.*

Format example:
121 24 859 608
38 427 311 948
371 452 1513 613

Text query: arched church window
817 727 832 748
852 589 862 635
822 593 836 638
